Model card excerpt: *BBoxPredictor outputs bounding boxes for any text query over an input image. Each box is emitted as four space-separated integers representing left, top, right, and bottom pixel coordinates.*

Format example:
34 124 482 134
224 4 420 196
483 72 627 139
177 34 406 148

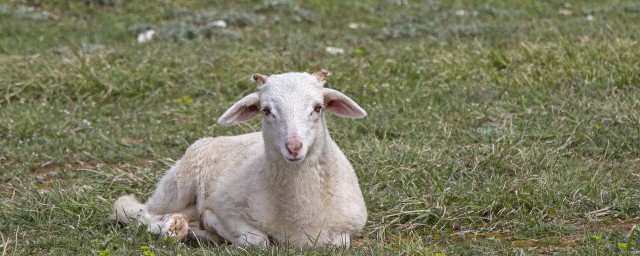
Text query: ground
1 0 639 255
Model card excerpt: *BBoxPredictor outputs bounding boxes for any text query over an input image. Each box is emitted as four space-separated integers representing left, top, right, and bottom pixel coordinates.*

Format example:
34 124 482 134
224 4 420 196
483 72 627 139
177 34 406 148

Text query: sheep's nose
286 138 302 156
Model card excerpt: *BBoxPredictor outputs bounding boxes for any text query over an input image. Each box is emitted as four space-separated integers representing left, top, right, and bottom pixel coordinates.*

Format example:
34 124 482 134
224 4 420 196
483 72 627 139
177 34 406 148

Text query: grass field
1 0 640 254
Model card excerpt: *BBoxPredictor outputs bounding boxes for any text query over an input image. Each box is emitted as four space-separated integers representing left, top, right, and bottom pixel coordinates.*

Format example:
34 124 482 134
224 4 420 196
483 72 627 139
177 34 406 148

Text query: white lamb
111 70 368 248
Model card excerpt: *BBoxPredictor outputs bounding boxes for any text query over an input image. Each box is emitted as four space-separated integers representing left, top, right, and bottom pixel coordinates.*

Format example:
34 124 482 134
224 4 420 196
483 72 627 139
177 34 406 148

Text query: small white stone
348 22 366 29
137 33 145 43
454 10 466 16
586 15 594 21
558 9 572 16
145 29 155 38
211 20 227 28
325 46 345 55
137 29 155 44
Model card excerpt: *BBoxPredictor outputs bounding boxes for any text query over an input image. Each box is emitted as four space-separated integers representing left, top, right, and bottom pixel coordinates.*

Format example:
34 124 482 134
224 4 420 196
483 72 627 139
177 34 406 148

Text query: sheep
111 70 368 248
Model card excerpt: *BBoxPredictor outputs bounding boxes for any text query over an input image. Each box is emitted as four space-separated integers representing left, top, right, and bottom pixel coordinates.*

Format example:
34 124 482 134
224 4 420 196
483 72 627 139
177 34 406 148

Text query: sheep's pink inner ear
218 92 261 126
323 88 367 118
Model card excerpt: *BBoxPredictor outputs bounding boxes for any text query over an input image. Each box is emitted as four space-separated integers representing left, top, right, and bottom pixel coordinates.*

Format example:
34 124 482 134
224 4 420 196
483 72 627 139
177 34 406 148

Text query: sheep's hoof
160 213 189 241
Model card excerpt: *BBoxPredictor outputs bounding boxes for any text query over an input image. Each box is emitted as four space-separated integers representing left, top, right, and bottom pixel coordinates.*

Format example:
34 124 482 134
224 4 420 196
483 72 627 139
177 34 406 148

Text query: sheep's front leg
146 213 190 241
201 209 269 247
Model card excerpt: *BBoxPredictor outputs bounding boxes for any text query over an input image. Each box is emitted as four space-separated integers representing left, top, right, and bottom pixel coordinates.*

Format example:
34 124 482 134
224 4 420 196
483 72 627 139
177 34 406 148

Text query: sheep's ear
218 92 261 126
323 88 367 118
252 73 268 86
312 69 331 82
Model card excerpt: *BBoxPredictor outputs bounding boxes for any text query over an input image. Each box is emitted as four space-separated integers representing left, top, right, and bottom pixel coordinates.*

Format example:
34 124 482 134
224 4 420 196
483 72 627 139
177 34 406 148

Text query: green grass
1 0 640 254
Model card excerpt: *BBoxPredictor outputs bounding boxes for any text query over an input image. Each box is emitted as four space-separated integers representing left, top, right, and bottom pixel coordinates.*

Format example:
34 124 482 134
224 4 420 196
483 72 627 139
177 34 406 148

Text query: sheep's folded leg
188 220 223 244
201 209 269 247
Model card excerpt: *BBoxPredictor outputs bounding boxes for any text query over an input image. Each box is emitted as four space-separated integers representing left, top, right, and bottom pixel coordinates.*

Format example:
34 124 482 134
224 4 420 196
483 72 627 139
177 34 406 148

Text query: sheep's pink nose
285 138 302 157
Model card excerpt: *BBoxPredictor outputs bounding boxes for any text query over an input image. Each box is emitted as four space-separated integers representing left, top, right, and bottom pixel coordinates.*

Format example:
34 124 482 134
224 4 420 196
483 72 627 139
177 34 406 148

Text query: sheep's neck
265 138 333 216
267 161 331 226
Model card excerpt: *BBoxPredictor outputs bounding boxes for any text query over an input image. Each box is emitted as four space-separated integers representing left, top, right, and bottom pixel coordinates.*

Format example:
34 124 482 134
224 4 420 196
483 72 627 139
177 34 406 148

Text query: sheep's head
218 70 367 162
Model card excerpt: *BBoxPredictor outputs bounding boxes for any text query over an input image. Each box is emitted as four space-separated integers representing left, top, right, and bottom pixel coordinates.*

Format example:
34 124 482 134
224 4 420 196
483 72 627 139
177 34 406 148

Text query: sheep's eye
262 108 271 116
313 105 323 113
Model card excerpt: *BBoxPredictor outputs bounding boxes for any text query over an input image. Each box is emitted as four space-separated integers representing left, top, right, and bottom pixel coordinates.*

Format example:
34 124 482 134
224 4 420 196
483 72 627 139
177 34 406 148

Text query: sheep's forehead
259 72 323 104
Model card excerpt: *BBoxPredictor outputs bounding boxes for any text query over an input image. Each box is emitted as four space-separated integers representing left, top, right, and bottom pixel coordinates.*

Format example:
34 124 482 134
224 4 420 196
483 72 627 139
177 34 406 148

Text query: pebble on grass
137 29 156 44
325 46 345 55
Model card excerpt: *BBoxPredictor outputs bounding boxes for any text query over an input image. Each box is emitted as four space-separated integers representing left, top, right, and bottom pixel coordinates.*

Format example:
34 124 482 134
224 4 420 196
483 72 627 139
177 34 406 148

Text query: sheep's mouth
285 156 304 162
